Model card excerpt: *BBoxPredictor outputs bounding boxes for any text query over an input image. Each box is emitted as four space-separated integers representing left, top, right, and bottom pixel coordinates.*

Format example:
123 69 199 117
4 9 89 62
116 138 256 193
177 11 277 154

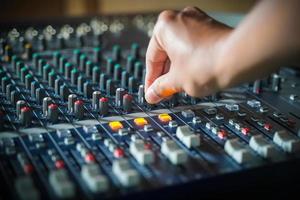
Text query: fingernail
145 87 161 104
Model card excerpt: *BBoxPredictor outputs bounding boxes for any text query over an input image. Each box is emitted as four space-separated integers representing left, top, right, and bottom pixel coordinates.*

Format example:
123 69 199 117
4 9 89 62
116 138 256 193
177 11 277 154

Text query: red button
21 106 31 112
264 123 272 131
144 142 152 150
55 160 65 169
218 129 227 139
24 164 34 174
241 127 250 135
75 100 84 105
85 152 96 163
100 97 108 102
114 148 124 158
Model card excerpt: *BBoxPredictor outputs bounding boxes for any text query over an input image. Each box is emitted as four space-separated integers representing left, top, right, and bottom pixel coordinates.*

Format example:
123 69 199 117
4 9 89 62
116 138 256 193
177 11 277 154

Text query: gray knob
272 73 281 92
68 94 77 113
138 85 145 104
42 97 52 116
16 100 26 116
92 91 101 110
115 88 125 107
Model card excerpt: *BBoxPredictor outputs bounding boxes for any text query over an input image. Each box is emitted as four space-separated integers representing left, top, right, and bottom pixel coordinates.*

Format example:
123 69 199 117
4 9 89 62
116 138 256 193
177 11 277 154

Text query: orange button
134 118 148 126
109 121 123 131
158 113 172 123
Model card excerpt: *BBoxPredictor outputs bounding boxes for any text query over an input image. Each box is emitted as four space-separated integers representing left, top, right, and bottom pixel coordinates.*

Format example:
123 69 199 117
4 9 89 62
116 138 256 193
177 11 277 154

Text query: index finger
145 34 168 92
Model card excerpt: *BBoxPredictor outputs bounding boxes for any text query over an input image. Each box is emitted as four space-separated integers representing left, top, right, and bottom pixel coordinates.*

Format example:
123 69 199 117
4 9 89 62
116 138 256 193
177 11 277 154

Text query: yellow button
109 121 123 131
134 118 148 126
158 113 172 123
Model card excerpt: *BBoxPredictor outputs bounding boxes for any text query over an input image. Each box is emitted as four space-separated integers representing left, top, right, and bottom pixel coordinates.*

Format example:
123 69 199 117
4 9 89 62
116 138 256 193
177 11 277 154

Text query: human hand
144 7 232 104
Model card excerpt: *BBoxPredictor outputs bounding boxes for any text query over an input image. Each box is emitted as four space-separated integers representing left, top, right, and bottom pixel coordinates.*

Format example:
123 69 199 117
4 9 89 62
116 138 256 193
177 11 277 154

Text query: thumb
145 72 181 104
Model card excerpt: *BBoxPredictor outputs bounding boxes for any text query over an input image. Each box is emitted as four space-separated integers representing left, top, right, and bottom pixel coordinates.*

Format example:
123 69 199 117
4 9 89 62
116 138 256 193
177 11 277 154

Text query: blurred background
0 0 256 22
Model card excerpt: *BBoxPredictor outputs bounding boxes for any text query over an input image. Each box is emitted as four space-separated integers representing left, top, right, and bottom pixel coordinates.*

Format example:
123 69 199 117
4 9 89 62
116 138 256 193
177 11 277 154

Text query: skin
144 0 300 104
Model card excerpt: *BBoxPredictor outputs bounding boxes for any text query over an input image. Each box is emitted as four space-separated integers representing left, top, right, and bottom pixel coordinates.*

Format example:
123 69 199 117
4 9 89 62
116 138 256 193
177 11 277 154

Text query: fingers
145 10 177 93
145 71 182 104
145 35 168 92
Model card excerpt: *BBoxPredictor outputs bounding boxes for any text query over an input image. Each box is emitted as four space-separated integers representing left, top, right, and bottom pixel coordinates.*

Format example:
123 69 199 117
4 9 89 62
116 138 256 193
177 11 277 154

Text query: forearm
216 0 300 89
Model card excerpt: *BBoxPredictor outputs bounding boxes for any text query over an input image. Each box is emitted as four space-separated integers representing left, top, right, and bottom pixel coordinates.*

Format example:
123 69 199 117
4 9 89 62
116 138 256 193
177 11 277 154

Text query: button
225 104 239 111
114 147 125 158
109 121 123 131
204 107 217 115
49 169 75 198
112 159 140 187
168 120 178 128
161 139 188 165
85 152 96 163
241 127 251 135
176 125 200 148
118 128 130 136
249 135 277 158
134 118 148 127
264 123 272 131
246 99 260 108
15 176 40 200
129 139 154 165
144 124 153 132
224 139 254 164
158 113 172 123
55 160 65 169
81 164 109 193
273 130 300 153
217 129 228 139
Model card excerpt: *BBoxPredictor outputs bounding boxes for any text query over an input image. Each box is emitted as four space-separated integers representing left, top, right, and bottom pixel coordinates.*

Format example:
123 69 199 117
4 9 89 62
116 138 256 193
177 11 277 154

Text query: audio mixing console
0 13 300 199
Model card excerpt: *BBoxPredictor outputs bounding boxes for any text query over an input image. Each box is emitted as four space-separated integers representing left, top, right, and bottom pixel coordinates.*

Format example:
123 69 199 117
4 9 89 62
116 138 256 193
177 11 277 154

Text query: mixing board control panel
0 14 300 199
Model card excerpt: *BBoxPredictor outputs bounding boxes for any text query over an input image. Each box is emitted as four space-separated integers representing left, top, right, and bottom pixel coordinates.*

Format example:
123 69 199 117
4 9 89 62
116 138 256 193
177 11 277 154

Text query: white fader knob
176 125 200 148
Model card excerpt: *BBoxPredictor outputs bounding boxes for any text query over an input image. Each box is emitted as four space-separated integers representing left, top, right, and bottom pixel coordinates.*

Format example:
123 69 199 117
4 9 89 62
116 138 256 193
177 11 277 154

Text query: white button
273 130 300 153
181 110 195 118
225 104 239 111
129 139 154 165
247 100 261 108
81 164 109 193
224 139 254 164
161 139 187 165
29 134 44 142
49 169 75 198
249 135 277 158
176 125 200 148
112 159 140 187
15 176 40 200
57 129 72 138
83 125 98 134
